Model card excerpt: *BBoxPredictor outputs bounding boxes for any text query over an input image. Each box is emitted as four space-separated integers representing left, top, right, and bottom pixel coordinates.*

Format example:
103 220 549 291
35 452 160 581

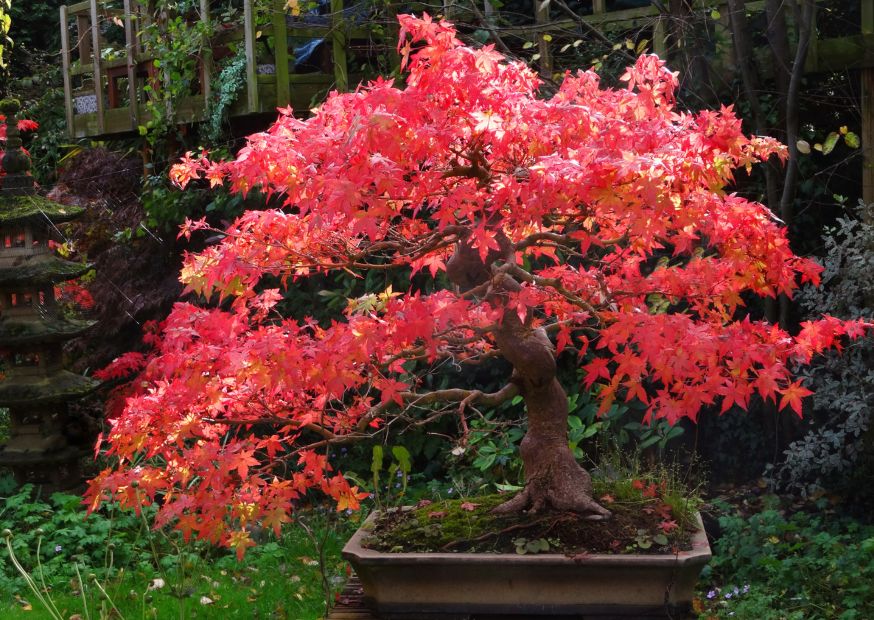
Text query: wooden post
484 0 495 23
534 0 552 78
330 0 348 92
124 0 138 129
864 0 874 35
273 0 290 106
593 0 606 14
862 69 874 207
653 14 666 58
856 0 868 201
60 6 75 137
90 0 105 134
76 15 91 62
200 0 212 104
243 0 259 112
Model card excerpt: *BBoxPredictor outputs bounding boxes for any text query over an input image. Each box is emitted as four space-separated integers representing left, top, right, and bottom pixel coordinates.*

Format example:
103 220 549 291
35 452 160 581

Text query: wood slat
123 0 138 129
330 0 348 92
89 0 105 134
200 0 213 105
59 5 75 137
273 0 290 105
327 577 377 620
243 0 259 112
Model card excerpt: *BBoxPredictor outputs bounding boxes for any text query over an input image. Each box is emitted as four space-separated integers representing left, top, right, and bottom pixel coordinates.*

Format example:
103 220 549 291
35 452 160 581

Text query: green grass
0 481 358 620
2 524 352 620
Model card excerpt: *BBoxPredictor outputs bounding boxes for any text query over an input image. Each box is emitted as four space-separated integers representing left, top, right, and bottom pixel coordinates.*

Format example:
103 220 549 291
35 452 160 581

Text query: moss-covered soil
364 490 698 555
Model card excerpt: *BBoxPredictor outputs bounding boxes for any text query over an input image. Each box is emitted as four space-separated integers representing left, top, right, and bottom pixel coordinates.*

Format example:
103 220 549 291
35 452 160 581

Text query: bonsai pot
342 511 711 619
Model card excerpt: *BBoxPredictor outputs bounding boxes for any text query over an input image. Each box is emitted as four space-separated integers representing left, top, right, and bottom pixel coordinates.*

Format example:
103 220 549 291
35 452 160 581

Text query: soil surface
364 493 696 555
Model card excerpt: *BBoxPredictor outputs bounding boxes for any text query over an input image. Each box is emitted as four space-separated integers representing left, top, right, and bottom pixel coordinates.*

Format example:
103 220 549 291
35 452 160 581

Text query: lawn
0 480 356 620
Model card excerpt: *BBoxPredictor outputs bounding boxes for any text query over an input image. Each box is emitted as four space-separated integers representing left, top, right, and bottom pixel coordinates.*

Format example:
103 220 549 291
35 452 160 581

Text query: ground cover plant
84 14 871 557
0 479 351 619
697 493 874 620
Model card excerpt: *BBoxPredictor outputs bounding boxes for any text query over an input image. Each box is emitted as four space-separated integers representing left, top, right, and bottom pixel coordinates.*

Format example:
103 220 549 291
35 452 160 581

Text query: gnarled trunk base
492 431 611 519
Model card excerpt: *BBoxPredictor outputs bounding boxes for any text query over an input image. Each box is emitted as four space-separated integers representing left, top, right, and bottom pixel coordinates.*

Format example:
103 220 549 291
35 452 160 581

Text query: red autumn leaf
659 520 679 534
778 381 813 417
459 502 479 512
84 14 870 559
428 511 448 520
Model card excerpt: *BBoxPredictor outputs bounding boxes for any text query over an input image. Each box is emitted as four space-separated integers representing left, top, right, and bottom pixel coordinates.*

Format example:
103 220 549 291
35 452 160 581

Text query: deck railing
59 0 388 138
59 1 873 139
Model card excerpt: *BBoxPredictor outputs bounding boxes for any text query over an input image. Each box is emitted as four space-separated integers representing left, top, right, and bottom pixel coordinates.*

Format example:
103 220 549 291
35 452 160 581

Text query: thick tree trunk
446 239 610 519
491 316 610 518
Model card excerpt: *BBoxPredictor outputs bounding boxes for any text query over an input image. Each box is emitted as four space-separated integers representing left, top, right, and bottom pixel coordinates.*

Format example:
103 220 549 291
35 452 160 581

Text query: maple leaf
428 511 448 519
658 520 679 534
459 502 479 512
778 381 813 417
227 530 256 561
85 14 872 558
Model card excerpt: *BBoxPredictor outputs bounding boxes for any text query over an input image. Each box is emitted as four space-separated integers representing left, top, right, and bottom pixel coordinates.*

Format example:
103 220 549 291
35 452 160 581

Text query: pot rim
342 509 711 567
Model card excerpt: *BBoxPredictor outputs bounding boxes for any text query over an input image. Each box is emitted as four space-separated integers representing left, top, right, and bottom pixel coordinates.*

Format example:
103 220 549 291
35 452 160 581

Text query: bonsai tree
87 16 868 556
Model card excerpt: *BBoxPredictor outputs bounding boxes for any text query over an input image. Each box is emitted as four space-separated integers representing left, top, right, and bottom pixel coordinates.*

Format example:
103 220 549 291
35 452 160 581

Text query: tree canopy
87 15 868 558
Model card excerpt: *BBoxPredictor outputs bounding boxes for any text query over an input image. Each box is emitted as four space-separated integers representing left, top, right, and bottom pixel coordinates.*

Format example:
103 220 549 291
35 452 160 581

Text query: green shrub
701 498 874 619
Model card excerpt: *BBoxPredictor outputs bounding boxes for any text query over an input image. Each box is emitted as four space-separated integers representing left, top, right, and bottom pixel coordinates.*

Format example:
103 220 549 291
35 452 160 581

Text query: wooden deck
59 1 874 139
59 0 391 138
57 1 874 202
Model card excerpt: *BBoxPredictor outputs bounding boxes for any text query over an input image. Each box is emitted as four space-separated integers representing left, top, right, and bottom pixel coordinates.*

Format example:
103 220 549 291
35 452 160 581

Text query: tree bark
446 237 610 519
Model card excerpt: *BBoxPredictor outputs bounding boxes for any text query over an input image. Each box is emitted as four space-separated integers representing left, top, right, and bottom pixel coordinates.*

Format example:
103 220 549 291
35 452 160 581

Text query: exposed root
491 484 611 521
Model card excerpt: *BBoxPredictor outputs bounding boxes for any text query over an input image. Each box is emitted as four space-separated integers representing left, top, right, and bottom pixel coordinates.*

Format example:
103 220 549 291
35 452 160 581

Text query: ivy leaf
844 132 860 149
821 132 840 155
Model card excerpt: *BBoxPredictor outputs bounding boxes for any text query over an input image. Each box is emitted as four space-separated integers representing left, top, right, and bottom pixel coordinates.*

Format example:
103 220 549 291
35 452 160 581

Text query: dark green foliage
701 499 874 619
0 478 355 618
767 202 874 501
0 484 150 595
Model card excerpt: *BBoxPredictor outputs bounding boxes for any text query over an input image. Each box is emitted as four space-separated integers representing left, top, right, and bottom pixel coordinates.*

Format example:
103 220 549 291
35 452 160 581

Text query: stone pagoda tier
0 99 98 490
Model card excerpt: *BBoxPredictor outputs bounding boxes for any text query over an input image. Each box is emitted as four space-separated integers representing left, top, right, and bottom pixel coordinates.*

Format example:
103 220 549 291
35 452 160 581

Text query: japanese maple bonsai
87 15 866 563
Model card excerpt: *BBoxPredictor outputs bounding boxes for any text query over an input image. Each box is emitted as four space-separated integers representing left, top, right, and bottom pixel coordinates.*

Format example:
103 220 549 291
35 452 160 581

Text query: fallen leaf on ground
460 502 479 511
148 578 165 591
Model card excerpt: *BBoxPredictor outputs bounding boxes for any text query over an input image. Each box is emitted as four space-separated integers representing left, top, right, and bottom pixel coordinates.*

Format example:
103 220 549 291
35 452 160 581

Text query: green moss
365 483 699 555
0 317 95 345
0 99 20 116
0 194 84 225
0 256 90 286
0 371 99 405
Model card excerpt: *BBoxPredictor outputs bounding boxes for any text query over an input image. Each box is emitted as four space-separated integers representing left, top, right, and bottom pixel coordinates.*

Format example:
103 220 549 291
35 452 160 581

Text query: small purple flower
706 590 717 600
447 488 454 495
394 483 401 489
724 592 732 600
733 586 740 596
742 584 750 594
54 545 62 554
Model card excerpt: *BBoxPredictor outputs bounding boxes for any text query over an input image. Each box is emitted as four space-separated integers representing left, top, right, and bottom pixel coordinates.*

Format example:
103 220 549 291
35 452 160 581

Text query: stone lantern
0 99 98 490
